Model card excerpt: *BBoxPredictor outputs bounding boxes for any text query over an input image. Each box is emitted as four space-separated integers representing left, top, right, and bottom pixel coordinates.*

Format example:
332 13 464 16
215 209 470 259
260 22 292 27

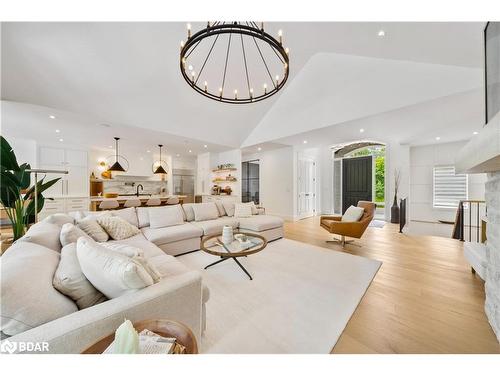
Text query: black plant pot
391 196 400 224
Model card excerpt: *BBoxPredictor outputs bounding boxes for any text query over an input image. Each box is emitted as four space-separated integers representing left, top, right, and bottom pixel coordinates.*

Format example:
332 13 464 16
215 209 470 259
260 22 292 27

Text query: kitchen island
89 195 187 211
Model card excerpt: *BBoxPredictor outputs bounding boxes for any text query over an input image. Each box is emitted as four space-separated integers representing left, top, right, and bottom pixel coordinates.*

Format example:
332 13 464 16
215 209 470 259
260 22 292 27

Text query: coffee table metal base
204 256 253 280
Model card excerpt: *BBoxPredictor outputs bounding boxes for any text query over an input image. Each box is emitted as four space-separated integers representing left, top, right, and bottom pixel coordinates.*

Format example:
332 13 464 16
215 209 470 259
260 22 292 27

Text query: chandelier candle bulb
191 71 195 83
187 23 191 38
275 75 280 85
260 22 264 31
263 83 267 94
250 88 254 99
204 81 208 92
234 89 238 99
278 29 283 44
180 40 185 51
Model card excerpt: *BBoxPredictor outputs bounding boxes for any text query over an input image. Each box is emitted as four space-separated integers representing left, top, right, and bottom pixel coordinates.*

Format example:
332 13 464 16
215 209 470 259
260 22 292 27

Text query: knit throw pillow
97 216 140 240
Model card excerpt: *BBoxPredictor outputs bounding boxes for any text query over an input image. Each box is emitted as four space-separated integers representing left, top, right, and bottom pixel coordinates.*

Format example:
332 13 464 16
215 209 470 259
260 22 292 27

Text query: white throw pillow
136 207 150 228
43 213 75 227
76 237 155 299
1 242 78 336
222 202 236 217
53 243 107 309
234 203 252 218
214 201 226 216
341 206 365 222
192 202 219 221
77 218 109 242
97 216 140 241
112 207 139 227
101 242 162 283
60 223 91 247
16 221 63 252
148 205 185 229
181 204 196 222
243 201 258 215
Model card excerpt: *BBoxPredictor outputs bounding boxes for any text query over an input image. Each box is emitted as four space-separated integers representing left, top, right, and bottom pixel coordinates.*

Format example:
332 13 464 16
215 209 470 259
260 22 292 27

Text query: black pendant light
108 137 126 172
153 144 168 174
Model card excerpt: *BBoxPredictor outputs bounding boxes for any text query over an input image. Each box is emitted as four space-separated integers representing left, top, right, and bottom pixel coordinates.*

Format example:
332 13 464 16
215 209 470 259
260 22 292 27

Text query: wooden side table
82 319 198 354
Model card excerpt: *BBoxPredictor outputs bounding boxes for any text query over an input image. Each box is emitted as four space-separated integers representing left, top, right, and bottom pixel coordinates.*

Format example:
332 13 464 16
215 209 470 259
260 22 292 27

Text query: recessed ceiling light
204 144 208 148
359 128 365 133
188 150 192 153
378 30 385 37
473 131 478 135
55 129 60 133
108 145 113 148
139 157 144 161
257 147 262 151
146 150 151 153
303 140 308 144
435 136 441 141
59 138 64 142
49 115 56 119
176 154 180 157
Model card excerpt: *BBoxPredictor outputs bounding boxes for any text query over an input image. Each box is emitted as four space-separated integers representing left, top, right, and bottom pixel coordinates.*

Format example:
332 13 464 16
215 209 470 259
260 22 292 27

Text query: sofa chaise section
238 215 284 241
141 222 203 256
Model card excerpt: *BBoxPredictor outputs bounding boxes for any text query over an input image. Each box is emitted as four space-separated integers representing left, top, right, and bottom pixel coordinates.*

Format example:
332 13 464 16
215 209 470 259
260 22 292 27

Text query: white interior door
298 158 316 219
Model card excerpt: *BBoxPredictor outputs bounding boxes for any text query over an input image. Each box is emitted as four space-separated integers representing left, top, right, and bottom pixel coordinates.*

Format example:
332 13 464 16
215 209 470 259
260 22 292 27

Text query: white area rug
178 238 381 353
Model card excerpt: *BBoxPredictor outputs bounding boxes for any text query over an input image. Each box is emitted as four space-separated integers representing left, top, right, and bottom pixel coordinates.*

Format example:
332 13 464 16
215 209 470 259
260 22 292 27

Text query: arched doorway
332 141 385 219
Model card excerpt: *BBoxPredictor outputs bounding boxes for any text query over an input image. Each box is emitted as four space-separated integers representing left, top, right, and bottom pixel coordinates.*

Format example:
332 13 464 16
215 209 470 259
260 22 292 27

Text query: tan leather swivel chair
320 201 376 247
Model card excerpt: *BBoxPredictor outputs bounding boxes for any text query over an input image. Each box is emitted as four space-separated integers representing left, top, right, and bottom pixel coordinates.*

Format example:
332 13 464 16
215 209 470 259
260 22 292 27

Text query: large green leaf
0 171 21 208
24 177 61 200
26 195 46 224
0 136 20 172
14 163 31 190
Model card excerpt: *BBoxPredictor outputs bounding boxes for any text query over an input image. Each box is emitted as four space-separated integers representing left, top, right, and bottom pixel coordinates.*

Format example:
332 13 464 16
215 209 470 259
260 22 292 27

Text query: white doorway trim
297 156 317 220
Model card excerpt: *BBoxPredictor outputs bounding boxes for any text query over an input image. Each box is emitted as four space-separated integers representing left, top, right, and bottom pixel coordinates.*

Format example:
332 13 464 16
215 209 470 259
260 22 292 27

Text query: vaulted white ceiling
1 22 485 150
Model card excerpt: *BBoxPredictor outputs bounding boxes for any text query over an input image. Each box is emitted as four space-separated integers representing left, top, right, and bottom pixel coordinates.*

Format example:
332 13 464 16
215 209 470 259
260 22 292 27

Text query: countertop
89 195 187 201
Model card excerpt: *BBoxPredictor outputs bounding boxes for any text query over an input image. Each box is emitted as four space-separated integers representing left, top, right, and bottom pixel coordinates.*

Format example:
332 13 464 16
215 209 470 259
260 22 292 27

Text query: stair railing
452 200 486 242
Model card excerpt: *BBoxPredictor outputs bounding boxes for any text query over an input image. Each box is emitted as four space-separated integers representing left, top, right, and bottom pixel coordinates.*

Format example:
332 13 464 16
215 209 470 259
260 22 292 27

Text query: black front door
342 156 372 213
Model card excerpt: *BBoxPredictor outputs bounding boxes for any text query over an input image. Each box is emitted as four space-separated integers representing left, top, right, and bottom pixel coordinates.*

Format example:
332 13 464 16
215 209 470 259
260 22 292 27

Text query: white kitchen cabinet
38 146 89 197
38 197 90 220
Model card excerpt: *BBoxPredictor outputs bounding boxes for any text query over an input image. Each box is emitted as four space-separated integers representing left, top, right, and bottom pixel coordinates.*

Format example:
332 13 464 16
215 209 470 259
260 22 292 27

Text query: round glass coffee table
200 232 267 280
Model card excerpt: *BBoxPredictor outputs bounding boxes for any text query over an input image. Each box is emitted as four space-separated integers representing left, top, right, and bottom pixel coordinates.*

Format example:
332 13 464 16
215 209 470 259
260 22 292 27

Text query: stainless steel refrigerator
173 169 195 203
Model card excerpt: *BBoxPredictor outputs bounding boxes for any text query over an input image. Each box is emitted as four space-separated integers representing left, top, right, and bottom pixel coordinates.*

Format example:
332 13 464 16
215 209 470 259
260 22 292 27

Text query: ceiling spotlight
146 150 151 153
257 147 262 151
59 138 64 142
435 136 441 141
49 115 56 119
176 154 180 157
108 145 113 148
55 129 60 133
303 140 308 144
188 150 192 153
473 131 479 135
359 128 365 133
378 30 385 37
204 144 208 148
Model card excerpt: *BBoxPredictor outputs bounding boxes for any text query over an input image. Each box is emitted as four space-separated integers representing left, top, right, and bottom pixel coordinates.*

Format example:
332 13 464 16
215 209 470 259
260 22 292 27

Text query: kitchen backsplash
102 180 168 195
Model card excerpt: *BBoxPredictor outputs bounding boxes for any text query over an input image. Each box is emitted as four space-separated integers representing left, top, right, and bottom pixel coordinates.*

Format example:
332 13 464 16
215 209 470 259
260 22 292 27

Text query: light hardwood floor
283 216 500 354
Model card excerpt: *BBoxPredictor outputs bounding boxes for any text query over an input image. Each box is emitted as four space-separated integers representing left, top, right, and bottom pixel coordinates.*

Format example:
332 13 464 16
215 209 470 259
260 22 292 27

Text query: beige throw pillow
53 243 107 309
1 242 78 336
77 218 109 242
97 216 140 240
16 221 63 252
234 203 252 218
112 207 139 227
76 237 155 299
101 242 162 283
222 202 235 217
341 206 365 222
60 223 91 247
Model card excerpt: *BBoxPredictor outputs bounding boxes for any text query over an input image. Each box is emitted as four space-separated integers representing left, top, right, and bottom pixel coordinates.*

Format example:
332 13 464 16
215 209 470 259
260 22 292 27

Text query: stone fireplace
456 111 500 342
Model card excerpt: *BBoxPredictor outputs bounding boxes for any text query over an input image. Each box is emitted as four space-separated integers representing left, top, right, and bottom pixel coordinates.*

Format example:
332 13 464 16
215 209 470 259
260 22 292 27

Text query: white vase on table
222 225 234 245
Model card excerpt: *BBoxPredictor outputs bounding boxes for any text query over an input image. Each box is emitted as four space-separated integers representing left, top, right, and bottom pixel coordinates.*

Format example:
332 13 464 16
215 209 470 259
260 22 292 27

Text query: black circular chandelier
179 22 290 104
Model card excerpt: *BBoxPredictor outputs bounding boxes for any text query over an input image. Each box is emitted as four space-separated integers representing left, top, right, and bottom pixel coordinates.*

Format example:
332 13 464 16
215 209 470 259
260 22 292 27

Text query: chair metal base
326 235 361 248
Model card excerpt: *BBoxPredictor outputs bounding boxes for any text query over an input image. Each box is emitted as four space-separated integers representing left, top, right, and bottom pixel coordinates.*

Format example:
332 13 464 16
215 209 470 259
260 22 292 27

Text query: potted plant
390 168 401 224
0 136 61 240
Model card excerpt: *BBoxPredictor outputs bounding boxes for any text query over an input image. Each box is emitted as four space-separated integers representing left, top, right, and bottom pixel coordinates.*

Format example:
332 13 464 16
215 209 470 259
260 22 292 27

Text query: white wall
409 140 486 223
243 147 295 220
6 137 37 167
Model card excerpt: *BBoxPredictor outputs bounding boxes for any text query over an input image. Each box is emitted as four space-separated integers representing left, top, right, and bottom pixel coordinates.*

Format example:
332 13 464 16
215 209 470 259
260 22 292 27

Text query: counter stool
146 197 162 206
99 200 119 210
166 197 179 205
124 198 142 208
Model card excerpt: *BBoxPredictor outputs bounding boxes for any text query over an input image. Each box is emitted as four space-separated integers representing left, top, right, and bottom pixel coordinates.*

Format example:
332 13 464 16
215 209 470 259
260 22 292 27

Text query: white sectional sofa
1 202 283 354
